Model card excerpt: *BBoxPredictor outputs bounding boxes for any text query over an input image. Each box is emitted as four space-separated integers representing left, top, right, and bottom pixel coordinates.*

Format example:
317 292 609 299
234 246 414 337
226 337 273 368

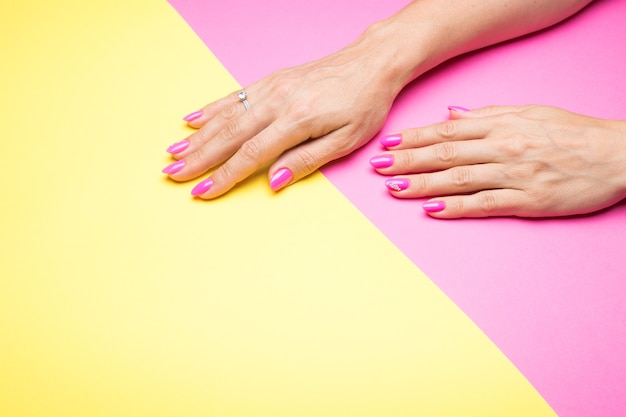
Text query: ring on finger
238 91 250 111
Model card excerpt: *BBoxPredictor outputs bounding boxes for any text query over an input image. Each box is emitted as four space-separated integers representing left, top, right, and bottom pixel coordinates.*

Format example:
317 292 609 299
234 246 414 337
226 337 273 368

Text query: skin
162 0 626 218
376 105 626 218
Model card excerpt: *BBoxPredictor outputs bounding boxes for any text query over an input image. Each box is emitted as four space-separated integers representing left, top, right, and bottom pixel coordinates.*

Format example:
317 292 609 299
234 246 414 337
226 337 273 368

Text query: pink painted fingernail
183 110 203 122
422 201 446 213
191 178 214 196
369 155 394 169
166 139 190 154
162 160 186 175
448 105 470 112
270 168 293 191
379 133 402 148
385 178 409 192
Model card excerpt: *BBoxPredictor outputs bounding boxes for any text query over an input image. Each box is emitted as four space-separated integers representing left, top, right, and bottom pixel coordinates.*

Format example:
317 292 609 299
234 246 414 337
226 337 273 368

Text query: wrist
355 4 474 93
353 19 435 95
353 0 594 94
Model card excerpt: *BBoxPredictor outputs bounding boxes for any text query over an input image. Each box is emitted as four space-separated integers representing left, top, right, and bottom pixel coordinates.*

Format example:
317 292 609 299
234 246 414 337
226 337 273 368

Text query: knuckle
287 101 312 125
436 120 459 139
414 174 431 193
220 103 239 120
185 149 204 165
434 141 457 163
478 192 499 213
500 135 528 157
239 139 262 163
294 148 319 173
273 78 295 101
398 148 417 168
451 166 472 187
220 120 241 142
217 160 238 182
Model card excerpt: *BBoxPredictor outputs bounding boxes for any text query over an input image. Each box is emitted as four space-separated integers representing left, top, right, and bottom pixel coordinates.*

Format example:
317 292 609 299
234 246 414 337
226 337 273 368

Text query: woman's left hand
161 22 412 199
371 105 626 218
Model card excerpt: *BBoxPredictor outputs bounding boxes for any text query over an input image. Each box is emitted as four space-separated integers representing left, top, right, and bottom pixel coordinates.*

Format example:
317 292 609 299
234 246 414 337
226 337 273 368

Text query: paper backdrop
169 1 626 416
1 0 624 416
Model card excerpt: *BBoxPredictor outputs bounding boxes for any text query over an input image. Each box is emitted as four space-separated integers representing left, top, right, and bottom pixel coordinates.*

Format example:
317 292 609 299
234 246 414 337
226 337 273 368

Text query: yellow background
1 1 555 415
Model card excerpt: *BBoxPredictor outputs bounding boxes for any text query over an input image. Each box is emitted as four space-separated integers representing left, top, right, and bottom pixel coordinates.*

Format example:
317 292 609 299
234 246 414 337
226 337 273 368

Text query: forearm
355 0 594 92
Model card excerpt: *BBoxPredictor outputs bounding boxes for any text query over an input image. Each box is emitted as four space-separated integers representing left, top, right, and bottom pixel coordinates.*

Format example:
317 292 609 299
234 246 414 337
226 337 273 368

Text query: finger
164 99 275 182
371 137 500 175
165 89 259 161
421 189 529 219
448 104 531 120
382 118 491 151
379 105 536 151
190 118 311 199
267 125 362 191
384 163 507 198
184 90 252 128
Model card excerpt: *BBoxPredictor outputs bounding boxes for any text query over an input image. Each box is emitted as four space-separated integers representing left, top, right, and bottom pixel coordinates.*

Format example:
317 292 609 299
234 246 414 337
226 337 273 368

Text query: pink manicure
379 134 402 148
162 160 186 175
183 110 203 122
270 168 293 191
448 105 470 112
166 139 190 154
385 178 409 192
422 201 446 213
191 178 214 196
369 155 394 169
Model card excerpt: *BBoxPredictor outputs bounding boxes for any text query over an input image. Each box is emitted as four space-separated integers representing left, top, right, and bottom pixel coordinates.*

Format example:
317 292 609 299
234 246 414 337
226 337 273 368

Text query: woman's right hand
371 105 626 218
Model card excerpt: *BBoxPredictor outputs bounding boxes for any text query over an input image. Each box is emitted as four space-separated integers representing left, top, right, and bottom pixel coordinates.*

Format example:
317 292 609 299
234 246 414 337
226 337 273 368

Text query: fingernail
191 178 214 196
369 155 394 169
183 110 203 122
162 160 186 175
270 168 293 191
422 201 446 213
166 139 190 154
379 133 402 148
448 105 470 112
385 178 409 192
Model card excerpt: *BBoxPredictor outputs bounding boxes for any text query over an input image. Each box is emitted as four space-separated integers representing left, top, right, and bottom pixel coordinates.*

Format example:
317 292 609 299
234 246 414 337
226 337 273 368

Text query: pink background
168 1 626 416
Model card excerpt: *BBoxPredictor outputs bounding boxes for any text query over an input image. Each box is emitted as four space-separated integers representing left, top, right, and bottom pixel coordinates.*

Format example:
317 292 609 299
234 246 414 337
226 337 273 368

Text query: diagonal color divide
0 0 562 416
169 1 626 416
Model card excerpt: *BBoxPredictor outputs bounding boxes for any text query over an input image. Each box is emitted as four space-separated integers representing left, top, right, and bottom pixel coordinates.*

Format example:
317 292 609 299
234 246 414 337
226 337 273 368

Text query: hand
371 105 626 218
162 26 408 199
162 0 596 201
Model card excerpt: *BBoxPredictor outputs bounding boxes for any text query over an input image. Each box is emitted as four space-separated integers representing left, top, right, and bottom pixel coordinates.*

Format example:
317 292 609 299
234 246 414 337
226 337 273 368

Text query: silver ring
238 91 250 111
